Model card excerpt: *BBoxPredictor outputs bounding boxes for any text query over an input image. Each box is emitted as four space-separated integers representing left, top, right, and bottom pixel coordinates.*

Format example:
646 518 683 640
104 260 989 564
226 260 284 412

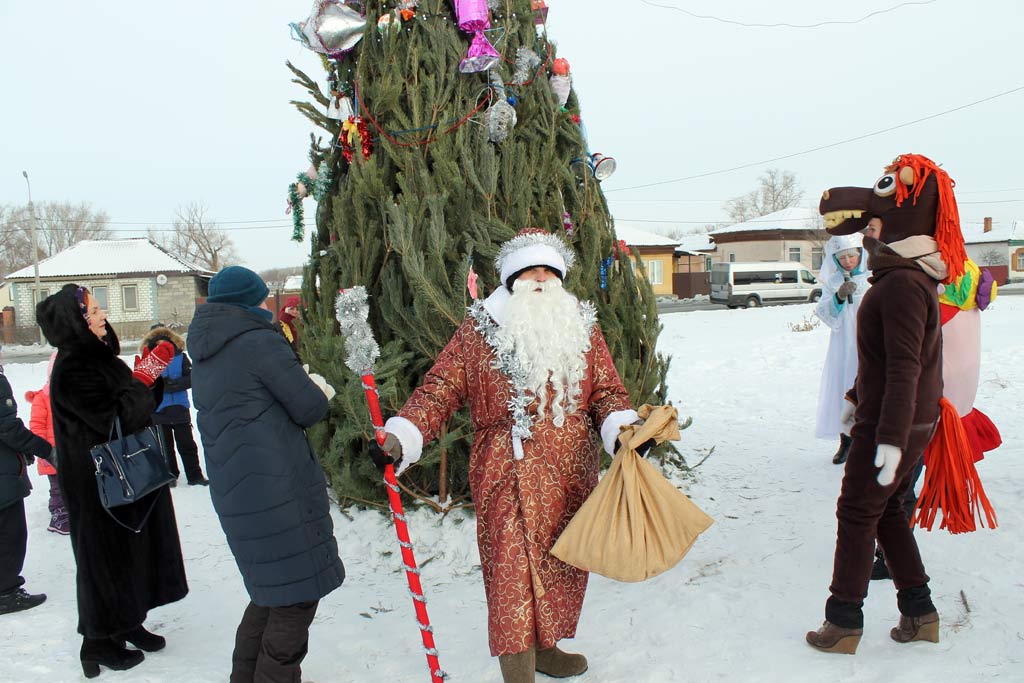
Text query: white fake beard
497 278 591 427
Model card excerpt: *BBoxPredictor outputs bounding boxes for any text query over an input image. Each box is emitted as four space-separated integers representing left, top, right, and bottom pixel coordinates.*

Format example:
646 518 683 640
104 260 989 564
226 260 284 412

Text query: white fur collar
482 287 512 327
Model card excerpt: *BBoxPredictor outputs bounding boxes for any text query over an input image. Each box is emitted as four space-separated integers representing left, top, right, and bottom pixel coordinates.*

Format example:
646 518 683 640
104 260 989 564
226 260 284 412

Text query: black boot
871 547 891 580
0 587 46 615
80 636 144 678
112 624 166 652
832 433 852 465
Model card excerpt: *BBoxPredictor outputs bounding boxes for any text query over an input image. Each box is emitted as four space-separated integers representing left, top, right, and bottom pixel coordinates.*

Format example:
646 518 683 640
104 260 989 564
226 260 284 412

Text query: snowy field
2 299 1022 682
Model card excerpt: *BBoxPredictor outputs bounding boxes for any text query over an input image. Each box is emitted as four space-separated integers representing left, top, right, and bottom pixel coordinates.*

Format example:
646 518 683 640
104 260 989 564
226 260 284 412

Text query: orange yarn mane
885 154 967 283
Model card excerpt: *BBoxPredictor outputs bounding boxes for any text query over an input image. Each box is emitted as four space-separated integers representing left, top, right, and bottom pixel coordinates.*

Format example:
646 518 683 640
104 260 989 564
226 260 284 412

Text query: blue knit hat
207 266 269 307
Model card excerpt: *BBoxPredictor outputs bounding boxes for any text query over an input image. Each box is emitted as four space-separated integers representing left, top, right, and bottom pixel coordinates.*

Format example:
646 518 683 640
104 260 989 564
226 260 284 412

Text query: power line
958 187 1024 195
959 198 1024 204
603 84 1024 194
0 217 294 227
0 223 305 236
638 0 939 29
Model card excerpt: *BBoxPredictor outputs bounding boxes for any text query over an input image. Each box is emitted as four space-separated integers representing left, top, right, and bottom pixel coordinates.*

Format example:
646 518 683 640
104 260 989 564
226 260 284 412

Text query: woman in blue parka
187 266 343 683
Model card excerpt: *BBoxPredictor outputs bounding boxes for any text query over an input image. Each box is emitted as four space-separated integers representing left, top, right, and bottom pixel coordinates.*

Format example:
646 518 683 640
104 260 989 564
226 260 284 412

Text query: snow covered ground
2 298 1021 682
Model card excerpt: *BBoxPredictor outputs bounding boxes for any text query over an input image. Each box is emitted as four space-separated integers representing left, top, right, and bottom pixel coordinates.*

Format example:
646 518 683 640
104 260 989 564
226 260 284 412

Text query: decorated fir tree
286 0 671 508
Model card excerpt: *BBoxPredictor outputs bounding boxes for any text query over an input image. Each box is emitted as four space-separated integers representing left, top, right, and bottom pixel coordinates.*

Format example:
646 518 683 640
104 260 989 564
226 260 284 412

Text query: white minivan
710 262 822 308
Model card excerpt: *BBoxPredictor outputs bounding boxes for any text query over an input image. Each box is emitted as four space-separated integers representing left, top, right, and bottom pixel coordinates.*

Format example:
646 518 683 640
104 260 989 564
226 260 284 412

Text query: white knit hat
495 228 576 289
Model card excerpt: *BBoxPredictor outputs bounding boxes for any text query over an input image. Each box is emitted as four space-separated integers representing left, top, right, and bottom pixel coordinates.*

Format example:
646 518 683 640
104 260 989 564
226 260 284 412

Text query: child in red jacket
24 352 68 535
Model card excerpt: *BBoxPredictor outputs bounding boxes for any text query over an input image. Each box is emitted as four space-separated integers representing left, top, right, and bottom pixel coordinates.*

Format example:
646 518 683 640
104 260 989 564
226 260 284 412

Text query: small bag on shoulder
89 417 174 533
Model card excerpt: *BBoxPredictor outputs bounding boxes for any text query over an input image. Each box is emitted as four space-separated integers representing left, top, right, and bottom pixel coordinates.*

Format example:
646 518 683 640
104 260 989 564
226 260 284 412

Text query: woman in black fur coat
36 284 188 678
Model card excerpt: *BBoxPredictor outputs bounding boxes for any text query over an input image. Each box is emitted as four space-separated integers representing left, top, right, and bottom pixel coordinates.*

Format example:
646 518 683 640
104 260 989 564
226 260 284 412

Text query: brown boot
535 645 588 678
499 647 536 683
890 611 939 643
805 620 862 654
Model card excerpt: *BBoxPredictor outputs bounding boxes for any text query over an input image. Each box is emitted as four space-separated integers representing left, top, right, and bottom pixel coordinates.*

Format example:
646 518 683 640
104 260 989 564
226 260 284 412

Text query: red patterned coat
386 291 636 656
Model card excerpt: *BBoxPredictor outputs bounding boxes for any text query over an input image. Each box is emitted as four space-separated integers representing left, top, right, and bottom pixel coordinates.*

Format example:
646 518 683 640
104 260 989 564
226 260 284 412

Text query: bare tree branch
723 168 804 223
149 202 237 271
1 201 110 279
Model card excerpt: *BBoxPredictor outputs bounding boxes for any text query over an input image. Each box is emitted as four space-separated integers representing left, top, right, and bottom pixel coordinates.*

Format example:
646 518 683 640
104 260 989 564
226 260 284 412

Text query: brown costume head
818 153 967 282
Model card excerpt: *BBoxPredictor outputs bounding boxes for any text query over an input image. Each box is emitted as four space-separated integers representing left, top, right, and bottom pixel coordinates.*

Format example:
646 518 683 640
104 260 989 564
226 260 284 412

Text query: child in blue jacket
141 325 208 486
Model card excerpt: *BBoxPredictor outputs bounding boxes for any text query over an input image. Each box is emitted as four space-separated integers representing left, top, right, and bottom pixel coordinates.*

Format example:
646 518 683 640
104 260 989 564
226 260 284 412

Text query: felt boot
891 611 939 643
536 645 588 678
805 621 862 654
498 647 536 683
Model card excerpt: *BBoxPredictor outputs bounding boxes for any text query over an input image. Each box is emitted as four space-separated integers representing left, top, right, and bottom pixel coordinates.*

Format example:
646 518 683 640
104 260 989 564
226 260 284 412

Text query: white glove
303 365 336 401
874 444 902 486
839 400 856 436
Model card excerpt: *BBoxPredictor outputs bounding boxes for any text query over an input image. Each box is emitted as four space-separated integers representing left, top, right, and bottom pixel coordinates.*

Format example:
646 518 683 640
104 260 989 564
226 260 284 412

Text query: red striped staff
335 287 446 683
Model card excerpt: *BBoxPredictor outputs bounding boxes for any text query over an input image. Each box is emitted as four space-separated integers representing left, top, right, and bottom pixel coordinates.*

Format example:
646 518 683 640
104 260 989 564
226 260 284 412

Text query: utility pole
21 171 44 345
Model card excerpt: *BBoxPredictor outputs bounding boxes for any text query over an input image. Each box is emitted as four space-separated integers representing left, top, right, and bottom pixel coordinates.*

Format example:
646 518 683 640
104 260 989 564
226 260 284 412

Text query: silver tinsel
469 302 534 440
487 99 517 143
487 72 517 143
486 0 500 9
512 47 542 85
467 300 599 442
335 287 381 374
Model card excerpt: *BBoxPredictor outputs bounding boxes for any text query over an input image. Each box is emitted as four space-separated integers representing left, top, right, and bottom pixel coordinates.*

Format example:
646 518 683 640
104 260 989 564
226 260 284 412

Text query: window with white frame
1017 250 1024 271
122 284 139 311
32 288 49 304
788 247 802 263
728 252 736 263
646 259 663 285
91 286 108 310
812 247 824 270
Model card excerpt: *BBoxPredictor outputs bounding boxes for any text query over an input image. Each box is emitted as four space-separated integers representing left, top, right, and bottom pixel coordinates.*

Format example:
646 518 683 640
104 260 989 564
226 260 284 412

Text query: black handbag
90 417 174 533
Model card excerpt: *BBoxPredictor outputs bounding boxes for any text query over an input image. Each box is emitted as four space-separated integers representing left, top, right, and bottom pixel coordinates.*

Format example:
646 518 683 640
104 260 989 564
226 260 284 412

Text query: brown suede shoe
499 647 536 683
805 620 862 654
536 645 588 678
891 611 939 643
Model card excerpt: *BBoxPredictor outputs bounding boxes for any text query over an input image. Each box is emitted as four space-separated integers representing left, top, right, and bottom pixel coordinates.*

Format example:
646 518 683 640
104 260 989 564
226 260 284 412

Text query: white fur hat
495 228 576 289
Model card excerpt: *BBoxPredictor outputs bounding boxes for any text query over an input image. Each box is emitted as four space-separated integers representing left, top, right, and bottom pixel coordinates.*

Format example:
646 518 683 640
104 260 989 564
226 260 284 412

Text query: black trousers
160 422 204 482
230 599 319 683
0 499 28 595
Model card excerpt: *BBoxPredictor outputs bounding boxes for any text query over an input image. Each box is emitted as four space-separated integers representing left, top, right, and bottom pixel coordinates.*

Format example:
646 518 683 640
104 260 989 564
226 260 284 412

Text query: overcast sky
2 0 1021 271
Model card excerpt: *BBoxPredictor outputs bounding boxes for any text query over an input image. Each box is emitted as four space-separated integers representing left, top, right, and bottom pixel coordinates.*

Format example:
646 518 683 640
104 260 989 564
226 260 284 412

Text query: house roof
676 233 715 255
961 220 1023 245
710 206 822 236
5 238 213 280
613 223 681 248
283 274 303 290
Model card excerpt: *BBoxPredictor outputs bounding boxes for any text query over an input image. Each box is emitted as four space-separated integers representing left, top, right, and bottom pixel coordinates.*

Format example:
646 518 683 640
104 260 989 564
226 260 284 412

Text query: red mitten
133 340 175 386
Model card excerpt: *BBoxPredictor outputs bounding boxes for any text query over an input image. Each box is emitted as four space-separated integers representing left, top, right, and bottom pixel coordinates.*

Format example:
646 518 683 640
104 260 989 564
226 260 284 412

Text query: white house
709 207 829 272
5 238 213 342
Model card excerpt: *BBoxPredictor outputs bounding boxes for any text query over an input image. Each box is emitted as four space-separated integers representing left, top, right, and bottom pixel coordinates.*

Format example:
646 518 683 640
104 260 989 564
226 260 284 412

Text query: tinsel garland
335 286 381 375
287 165 333 242
340 116 373 162
600 257 613 289
287 183 305 242
297 165 333 201
512 47 541 85
467 299 597 444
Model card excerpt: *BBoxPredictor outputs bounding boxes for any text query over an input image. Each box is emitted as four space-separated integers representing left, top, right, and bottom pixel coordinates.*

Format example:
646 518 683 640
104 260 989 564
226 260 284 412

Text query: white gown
814 234 871 439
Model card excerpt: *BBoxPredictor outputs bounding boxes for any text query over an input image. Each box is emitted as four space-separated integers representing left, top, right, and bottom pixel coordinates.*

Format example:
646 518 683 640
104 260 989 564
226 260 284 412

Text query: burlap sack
550 405 713 582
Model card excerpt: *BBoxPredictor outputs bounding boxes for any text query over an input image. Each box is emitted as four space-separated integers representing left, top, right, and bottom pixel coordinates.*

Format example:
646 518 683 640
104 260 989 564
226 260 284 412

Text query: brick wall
155 275 201 331
11 274 207 342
